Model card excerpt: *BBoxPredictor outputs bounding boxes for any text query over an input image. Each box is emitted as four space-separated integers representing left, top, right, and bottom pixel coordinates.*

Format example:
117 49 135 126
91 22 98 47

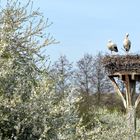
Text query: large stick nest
102 54 140 74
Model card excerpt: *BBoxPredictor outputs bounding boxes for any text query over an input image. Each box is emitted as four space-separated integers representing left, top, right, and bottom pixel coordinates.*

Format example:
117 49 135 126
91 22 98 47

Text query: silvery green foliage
0 0 56 101
39 86 79 140
0 0 56 139
72 108 140 140
44 88 140 140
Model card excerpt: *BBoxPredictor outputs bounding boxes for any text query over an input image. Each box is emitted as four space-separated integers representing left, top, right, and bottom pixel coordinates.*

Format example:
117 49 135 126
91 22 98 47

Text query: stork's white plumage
107 40 118 54
123 33 131 53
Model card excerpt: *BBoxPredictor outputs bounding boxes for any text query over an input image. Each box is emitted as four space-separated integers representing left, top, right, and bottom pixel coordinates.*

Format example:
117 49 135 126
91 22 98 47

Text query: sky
4 0 140 62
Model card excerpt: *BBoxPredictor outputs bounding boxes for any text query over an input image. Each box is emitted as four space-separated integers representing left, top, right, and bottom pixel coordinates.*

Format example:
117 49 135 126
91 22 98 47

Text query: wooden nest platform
102 54 140 75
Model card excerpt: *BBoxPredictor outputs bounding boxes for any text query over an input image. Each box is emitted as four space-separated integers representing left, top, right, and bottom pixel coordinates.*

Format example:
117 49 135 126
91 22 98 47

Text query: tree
93 52 113 104
0 0 57 100
74 54 96 125
50 55 73 97
75 54 95 95
0 0 56 139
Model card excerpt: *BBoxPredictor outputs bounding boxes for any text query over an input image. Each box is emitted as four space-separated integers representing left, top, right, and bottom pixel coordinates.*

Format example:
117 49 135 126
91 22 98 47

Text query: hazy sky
5 0 140 62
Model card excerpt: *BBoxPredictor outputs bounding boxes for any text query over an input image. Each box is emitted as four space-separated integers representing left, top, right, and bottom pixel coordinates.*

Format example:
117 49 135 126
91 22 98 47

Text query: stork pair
107 33 131 54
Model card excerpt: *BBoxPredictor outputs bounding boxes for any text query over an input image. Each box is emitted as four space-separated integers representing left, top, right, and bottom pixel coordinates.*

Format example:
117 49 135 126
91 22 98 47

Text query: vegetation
0 0 140 140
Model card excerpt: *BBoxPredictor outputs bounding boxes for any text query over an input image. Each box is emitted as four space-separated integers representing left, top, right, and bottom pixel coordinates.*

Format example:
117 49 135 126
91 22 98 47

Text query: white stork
123 33 131 53
107 40 118 54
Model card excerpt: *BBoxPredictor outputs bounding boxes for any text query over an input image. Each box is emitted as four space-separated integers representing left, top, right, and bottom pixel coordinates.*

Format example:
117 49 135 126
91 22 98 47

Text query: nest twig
102 54 140 74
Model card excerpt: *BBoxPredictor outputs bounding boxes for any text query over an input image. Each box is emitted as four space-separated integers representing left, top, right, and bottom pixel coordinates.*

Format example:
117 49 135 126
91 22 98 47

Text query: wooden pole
125 75 132 107
109 74 137 135
109 76 126 108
